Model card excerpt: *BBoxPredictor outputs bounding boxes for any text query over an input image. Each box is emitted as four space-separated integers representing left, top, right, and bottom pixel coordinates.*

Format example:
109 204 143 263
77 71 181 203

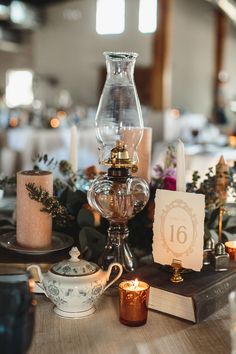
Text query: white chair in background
0 147 20 176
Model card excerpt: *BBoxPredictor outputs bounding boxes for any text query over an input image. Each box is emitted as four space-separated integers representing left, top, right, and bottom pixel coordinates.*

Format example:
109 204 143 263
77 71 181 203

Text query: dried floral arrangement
152 145 176 190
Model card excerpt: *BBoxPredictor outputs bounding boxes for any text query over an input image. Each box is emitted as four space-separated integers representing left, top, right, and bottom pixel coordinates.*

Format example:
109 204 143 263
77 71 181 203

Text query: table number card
153 189 205 271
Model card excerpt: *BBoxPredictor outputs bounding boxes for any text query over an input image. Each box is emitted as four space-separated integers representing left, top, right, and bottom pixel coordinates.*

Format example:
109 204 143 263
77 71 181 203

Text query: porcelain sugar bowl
28 247 123 318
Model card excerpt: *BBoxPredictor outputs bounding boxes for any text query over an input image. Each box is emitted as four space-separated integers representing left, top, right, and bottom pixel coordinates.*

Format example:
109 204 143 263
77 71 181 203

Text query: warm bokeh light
28 278 35 293
57 110 67 119
228 135 236 148
170 108 180 119
50 117 60 128
9 116 18 127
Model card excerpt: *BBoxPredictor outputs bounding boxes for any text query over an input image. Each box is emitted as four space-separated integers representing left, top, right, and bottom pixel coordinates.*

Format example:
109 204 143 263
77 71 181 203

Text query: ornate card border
160 199 198 258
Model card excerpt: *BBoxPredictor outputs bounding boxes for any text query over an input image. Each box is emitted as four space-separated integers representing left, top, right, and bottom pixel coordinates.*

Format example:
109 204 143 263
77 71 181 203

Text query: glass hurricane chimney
96 52 143 169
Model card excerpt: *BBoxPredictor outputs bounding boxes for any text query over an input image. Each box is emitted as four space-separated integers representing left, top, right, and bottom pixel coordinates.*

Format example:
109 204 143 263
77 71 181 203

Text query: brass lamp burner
102 140 138 173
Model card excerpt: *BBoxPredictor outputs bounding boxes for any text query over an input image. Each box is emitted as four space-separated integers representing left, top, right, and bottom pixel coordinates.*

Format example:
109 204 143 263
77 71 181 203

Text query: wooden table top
28 292 231 354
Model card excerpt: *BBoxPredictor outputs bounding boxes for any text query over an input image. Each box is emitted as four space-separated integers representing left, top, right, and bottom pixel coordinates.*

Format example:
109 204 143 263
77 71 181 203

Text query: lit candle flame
131 278 139 289
28 278 35 293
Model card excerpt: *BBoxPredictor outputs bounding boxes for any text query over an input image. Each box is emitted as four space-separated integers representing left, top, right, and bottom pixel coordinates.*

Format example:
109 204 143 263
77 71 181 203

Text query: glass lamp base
99 224 136 273
87 168 150 273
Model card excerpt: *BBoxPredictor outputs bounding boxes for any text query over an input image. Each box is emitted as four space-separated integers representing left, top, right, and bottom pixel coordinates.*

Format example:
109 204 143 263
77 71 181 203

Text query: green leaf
77 208 95 228
207 208 220 229
79 227 105 263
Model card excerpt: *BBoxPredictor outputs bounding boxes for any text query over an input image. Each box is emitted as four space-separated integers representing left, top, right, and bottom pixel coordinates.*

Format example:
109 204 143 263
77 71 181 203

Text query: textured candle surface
119 280 149 326
121 127 152 182
135 127 152 182
16 171 53 249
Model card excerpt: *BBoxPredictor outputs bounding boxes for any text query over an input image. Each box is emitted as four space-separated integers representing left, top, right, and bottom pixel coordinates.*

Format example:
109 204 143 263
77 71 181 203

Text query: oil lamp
88 52 150 272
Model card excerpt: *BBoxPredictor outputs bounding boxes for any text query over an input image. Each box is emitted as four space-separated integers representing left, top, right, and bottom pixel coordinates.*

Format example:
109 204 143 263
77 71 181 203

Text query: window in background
6 70 34 108
10 1 40 29
0 5 9 21
96 0 125 35
139 0 157 33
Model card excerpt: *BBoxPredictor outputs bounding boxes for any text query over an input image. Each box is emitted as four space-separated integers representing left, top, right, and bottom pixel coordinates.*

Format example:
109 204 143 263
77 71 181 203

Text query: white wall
0 0 235 120
33 0 236 118
171 0 215 117
225 22 236 100
32 0 153 106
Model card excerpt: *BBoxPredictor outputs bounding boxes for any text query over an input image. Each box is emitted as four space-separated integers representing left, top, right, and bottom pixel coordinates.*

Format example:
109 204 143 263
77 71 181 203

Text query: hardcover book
123 262 236 323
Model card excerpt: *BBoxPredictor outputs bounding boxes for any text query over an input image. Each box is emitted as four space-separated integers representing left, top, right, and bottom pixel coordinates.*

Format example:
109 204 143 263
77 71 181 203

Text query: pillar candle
176 139 186 192
69 125 78 173
135 127 152 182
16 170 53 249
121 127 152 182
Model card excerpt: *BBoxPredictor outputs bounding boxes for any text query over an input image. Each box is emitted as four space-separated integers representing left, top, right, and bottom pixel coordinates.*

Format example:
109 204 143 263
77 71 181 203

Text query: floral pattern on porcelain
53 263 96 276
27 247 123 317
44 276 104 309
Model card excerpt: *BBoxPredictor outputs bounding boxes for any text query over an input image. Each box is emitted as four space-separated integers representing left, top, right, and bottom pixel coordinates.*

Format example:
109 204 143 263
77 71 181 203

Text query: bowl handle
104 263 123 291
27 265 47 295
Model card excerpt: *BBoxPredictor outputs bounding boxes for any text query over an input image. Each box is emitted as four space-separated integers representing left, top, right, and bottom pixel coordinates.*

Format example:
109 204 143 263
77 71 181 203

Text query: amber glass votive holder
119 280 150 327
225 241 236 260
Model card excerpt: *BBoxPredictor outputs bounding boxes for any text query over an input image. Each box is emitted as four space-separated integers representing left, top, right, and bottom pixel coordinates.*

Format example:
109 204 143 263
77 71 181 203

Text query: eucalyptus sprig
33 154 77 191
198 167 221 210
25 182 74 226
187 167 228 210
32 154 58 170
186 171 201 193
0 175 16 189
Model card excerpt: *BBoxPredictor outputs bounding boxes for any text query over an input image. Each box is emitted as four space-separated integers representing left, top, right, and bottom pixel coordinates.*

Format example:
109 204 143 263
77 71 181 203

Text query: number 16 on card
153 190 205 272
170 225 187 244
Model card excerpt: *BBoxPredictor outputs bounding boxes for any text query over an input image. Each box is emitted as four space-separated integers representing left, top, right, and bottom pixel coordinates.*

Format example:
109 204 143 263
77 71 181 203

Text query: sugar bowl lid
51 247 99 276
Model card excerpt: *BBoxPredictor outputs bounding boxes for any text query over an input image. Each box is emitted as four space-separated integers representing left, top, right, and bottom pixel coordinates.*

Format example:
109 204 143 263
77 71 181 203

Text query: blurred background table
152 142 236 182
0 127 98 175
